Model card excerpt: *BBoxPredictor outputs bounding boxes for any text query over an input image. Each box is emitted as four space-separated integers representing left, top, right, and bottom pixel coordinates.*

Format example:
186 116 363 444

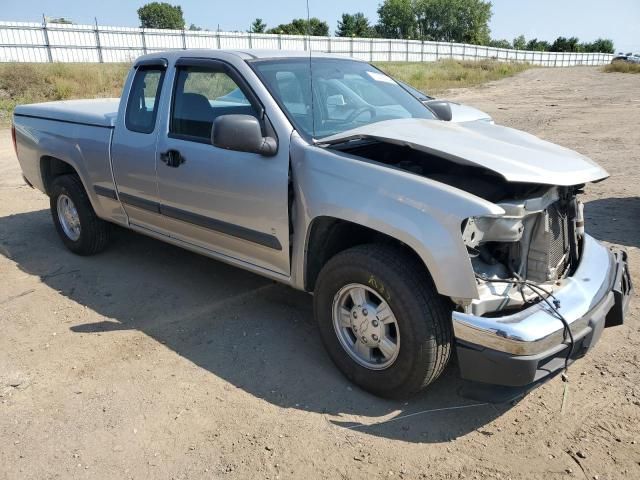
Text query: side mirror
211 114 277 156
424 100 453 122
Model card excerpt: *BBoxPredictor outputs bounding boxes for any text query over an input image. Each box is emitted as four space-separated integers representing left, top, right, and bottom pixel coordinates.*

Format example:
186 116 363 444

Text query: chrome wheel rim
57 194 81 241
332 283 400 370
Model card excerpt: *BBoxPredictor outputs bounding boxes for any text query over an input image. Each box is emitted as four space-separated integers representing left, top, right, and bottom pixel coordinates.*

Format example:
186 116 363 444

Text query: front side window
251 58 435 140
170 67 258 141
125 67 165 134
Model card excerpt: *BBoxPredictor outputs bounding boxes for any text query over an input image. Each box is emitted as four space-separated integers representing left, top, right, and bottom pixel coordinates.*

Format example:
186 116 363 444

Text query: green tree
249 18 267 33
188 23 202 31
550 36 580 52
525 38 550 51
376 0 416 39
137 2 185 29
336 12 374 37
413 0 492 44
267 18 329 36
581 38 614 54
488 39 512 49
512 34 526 50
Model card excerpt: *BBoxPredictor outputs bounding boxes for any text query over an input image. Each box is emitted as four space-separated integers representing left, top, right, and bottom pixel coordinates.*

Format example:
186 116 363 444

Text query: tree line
135 1 615 53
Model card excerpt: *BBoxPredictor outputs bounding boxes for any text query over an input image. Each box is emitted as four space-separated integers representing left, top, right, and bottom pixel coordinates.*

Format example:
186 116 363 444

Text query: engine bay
333 139 586 315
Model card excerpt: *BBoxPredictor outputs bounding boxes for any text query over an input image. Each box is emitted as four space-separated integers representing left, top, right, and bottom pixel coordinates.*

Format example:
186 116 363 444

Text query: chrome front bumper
452 234 631 387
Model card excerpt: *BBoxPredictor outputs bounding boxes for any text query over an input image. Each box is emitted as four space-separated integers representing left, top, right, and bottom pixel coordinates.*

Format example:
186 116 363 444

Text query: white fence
0 20 614 66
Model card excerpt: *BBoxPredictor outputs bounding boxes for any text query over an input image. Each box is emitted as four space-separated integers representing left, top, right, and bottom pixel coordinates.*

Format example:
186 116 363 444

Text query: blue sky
3 0 639 53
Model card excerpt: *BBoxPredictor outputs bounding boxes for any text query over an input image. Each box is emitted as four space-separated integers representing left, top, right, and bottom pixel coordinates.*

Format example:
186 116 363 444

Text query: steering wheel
344 105 376 123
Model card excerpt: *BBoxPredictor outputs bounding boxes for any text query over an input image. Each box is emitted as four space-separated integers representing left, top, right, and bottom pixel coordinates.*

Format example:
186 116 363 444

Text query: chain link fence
0 20 614 66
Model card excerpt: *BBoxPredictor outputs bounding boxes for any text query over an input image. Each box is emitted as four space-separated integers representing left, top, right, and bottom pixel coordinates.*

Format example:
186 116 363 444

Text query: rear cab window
125 66 166 134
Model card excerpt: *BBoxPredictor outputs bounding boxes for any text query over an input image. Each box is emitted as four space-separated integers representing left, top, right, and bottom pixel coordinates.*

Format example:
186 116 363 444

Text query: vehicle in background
12 50 632 399
397 80 493 123
612 53 640 64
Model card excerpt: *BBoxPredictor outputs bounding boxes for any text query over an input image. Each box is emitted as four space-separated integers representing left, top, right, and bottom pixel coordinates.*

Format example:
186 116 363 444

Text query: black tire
49 174 110 255
314 244 452 399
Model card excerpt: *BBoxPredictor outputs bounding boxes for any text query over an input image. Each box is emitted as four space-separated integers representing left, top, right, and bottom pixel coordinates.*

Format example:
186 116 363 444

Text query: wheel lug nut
363 308 368 316
372 334 379 341
352 311 357 319
372 319 379 327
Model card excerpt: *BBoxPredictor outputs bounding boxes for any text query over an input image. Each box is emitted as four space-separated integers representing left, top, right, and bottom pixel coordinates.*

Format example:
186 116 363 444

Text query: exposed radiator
526 202 571 282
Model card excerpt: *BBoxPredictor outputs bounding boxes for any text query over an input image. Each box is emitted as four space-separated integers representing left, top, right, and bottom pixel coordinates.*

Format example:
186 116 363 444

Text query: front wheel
50 175 110 255
314 244 453 399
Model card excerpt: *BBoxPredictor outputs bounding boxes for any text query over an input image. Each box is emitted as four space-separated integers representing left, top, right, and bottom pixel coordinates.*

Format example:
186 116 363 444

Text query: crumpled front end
452 186 632 387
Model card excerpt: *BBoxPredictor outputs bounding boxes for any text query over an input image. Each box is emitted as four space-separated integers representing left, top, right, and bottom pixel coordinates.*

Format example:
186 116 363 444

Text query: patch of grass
0 63 129 125
602 61 640 74
375 59 531 95
0 60 531 126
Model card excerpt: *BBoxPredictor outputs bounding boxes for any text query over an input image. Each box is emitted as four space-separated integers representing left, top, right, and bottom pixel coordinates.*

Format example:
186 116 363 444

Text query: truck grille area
526 202 571 282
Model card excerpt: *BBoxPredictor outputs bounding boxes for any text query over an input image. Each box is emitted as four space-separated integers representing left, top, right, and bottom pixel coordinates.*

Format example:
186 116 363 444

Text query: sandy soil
0 66 638 480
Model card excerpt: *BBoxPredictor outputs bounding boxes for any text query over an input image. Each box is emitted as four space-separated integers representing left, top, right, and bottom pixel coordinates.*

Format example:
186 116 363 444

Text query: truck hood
320 118 608 185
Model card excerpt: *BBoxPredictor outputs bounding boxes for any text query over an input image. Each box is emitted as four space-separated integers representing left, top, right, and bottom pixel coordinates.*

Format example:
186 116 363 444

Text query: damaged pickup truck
12 51 632 398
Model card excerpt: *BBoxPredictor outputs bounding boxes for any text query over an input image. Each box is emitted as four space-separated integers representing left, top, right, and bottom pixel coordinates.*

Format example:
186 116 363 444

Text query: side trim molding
102 188 282 251
93 185 118 200
160 204 282 251
118 192 161 214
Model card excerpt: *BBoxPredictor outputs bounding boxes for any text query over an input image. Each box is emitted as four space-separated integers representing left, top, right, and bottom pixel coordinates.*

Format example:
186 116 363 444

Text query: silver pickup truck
12 50 632 399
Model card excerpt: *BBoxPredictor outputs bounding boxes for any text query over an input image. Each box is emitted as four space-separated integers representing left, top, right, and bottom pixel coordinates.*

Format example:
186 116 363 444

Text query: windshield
250 58 435 140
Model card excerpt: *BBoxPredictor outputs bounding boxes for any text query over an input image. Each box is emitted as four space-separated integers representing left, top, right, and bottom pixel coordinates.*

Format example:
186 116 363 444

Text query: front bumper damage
452 234 632 387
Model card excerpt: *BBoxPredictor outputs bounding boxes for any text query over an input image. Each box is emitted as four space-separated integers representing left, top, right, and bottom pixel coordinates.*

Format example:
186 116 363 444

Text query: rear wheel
314 244 453 399
50 175 110 255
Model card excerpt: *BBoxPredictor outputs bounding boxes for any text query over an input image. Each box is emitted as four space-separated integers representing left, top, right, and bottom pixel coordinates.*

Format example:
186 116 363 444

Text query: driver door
154 59 290 276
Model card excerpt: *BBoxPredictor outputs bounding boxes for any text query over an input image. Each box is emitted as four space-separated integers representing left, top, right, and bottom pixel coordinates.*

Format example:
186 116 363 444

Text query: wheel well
40 156 78 195
304 217 426 292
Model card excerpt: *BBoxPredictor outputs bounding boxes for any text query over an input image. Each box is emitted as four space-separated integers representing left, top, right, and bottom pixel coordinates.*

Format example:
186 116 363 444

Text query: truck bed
14 98 120 128
13 99 120 224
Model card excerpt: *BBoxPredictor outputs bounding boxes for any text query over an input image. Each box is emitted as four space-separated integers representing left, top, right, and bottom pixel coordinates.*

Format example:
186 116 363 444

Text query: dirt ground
0 66 638 480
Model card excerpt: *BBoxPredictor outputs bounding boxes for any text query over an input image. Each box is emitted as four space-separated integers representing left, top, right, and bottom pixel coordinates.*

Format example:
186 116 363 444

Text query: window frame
125 63 167 135
169 58 265 145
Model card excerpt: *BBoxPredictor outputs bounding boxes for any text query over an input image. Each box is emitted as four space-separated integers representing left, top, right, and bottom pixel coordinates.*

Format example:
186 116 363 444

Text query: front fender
290 134 503 300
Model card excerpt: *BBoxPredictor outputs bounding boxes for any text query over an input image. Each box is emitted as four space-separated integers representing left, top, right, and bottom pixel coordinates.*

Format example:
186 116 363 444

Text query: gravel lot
0 66 638 480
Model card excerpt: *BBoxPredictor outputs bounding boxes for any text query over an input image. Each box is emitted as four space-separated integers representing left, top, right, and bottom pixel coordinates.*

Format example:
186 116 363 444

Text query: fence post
42 14 53 63
181 29 187 49
248 32 252 49
216 30 221 49
350 36 354 58
93 18 103 63
388 40 392 61
450 43 453 59
370 38 374 62
420 41 424 62
435 42 439 60
277 34 282 51
406 39 409 61
141 29 148 54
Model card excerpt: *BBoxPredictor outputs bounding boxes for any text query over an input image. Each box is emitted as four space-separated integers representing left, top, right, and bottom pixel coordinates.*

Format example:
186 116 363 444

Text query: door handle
160 149 185 168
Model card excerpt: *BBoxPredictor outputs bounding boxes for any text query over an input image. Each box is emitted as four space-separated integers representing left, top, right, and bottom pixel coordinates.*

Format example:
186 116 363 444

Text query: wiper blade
316 136 366 148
